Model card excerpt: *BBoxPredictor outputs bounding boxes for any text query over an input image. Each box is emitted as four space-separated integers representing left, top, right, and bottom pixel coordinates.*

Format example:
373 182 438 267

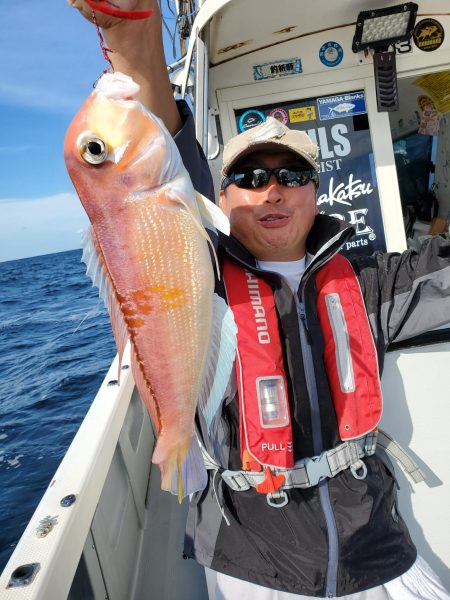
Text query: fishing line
72 305 102 334
91 9 115 78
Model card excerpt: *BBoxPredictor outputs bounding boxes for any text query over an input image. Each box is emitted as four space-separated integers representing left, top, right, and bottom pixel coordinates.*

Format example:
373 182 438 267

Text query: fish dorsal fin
197 293 237 433
195 191 230 235
81 227 129 377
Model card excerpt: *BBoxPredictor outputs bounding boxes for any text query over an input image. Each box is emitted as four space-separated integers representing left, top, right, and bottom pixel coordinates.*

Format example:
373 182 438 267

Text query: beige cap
221 116 320 177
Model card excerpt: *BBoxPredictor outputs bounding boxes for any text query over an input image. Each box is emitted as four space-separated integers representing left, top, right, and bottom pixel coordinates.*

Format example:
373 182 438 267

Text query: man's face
219 150 318 261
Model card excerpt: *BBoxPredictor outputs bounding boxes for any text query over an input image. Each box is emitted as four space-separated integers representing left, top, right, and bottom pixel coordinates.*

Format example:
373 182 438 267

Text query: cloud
0 81 82 113
0 193 89 262
0 145 32 154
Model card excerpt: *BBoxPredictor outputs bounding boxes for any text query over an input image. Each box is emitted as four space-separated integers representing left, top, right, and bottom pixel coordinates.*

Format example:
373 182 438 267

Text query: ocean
0 249 116 573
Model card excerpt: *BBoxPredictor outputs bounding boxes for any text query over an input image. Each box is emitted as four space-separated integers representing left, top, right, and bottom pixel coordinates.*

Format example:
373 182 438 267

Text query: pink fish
64 72 236 500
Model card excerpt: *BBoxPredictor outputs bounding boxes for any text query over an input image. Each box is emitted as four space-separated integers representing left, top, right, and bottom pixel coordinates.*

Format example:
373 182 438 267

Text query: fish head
64 72 178 219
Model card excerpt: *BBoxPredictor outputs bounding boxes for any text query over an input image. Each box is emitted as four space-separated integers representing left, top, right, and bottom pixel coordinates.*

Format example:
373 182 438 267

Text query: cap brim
223 140 319 175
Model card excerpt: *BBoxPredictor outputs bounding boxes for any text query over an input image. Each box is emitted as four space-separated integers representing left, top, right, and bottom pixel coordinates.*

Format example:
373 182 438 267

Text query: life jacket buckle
303 452 332 486
221 470 251 492
266 490 288 508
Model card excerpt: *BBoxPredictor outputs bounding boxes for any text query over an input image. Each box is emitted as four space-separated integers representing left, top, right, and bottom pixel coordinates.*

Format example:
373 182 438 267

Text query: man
70 2 450 598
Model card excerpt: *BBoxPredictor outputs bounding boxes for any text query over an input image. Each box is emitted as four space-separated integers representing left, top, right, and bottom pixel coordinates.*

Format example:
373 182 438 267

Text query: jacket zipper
297 298 339 598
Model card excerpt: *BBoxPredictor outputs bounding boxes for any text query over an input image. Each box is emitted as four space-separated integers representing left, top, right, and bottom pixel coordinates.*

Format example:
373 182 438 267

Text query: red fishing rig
86 0 153 20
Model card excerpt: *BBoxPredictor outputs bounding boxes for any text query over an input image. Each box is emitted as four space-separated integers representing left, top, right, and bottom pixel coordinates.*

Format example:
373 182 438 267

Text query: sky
0 1 178 262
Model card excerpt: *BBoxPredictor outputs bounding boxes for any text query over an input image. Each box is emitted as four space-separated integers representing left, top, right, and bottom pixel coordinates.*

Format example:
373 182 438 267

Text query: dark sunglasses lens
226 168 317 189
234 169 269 188
279 169 313 187
252 169 270 188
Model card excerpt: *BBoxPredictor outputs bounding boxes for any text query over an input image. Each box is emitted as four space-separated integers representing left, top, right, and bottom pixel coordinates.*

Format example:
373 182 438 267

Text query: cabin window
393 132 435 237
389 73 449 244
234 90 387 257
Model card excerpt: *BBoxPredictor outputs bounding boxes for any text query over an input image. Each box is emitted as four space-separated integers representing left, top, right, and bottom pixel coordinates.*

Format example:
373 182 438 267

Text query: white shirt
257 256 306 294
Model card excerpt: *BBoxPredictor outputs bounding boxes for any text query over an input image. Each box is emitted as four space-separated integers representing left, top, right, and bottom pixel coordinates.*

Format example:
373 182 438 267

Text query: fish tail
152 435 207 502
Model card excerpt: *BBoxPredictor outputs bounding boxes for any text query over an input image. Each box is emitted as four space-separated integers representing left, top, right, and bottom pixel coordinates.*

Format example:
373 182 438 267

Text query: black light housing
373 50 399 112
352 3 418 112
352 3 418 53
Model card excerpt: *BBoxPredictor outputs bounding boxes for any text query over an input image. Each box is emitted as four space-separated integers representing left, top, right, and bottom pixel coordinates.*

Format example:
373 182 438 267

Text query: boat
1 0 449 597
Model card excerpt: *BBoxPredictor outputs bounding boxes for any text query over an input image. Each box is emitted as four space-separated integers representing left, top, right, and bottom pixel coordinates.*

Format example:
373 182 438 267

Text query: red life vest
223 254 383 475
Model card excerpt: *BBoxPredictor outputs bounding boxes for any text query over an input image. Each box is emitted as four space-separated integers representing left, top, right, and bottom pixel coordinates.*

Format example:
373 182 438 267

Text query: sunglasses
221 167 319 190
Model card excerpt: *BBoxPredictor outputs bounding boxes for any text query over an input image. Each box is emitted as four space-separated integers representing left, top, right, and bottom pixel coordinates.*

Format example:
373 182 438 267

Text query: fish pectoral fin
195 191 230 236
153 434 207 502
198 294 238 434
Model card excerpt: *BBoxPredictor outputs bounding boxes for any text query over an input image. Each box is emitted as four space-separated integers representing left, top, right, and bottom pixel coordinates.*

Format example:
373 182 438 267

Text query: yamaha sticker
253 58 302 81
319 42 343 67
413 18 444 52
239 109 266 132
268 107 289 124
317 92 367 121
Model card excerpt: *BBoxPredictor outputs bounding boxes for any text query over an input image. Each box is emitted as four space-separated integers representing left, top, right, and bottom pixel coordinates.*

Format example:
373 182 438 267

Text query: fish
417 26 438 41
64 72 236 500
329 103 355 114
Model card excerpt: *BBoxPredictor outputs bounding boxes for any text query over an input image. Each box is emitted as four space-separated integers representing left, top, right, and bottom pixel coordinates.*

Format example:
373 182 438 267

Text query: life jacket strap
376 430 426 484
198 429 425 511
220 433 377 497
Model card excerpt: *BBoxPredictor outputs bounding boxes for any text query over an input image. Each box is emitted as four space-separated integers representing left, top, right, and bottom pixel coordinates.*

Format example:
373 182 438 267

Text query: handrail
0 347 134 600
181 0 234 99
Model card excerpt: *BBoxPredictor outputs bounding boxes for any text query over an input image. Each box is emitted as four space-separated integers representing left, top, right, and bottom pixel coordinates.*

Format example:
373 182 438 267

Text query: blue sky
0 1 177 262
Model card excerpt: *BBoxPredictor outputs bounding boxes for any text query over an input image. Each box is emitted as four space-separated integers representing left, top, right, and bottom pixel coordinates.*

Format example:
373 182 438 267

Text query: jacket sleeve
352 236 450 347
173 100 215 202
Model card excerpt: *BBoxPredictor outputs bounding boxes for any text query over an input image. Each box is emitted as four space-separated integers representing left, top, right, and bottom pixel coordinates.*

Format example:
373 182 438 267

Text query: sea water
0 249 116 572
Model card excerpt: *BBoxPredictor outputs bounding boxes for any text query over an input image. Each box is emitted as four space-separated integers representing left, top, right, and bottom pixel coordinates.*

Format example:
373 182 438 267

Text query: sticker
288 106 316 123
317 92 366 121
238 109 266 132
417 95 435 112
394 40 413 54
268 107 289 124
417 96 441 136
253 58 302 81
413 18 444 52
319 42 343 67
414 72 450 114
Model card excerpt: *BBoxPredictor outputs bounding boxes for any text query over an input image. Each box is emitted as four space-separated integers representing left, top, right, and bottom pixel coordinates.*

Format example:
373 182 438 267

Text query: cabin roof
204 0 449 65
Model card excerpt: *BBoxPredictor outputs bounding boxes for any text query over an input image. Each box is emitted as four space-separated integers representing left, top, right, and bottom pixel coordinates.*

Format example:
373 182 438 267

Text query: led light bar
352 3 418 52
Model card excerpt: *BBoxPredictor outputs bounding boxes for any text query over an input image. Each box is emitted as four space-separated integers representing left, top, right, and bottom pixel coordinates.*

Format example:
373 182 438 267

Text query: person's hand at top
67 0 150 29
67 0 182 135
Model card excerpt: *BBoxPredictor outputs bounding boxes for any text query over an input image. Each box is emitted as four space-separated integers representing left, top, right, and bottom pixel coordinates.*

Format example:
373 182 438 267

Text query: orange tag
256 467 285 494
242 449 263 472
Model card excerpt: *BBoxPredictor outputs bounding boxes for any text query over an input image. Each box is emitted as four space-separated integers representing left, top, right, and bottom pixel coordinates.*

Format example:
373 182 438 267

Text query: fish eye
77 132 109 165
